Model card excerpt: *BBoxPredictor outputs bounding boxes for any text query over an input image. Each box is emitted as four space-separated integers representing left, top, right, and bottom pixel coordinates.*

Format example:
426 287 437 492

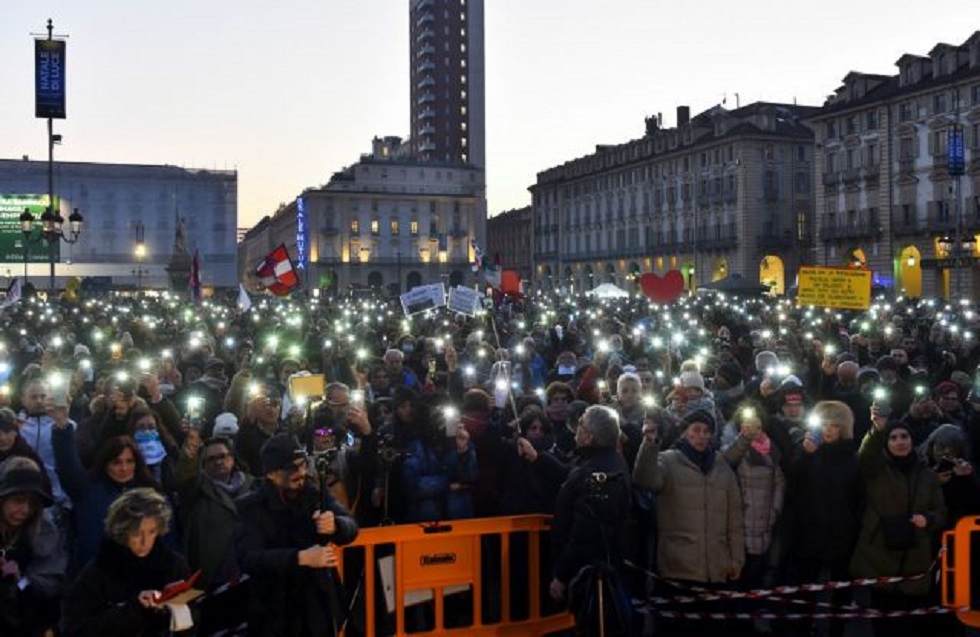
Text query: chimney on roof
645 115 659 137
677 105 690 127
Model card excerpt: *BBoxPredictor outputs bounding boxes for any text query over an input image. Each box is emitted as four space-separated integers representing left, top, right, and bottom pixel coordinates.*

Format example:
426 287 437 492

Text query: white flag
237 283 252 312
1 278 22 308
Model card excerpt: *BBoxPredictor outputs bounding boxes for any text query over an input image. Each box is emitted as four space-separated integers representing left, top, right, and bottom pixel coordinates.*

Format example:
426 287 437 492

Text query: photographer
235 433 358 637
306 383 379 525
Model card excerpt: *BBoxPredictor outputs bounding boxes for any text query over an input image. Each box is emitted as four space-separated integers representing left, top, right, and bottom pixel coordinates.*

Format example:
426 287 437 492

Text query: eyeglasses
206 452 231 464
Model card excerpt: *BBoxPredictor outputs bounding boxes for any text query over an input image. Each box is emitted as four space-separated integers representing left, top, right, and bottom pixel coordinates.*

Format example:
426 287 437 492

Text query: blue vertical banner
948 126 965 176
35 39 66 119
295 196 308 271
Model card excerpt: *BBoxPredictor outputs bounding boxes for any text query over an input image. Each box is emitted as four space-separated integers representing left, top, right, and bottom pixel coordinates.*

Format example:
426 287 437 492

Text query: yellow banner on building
796 266 872 310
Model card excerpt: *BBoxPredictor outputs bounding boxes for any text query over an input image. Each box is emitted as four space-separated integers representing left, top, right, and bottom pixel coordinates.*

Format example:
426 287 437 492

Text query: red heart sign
639 270 685 303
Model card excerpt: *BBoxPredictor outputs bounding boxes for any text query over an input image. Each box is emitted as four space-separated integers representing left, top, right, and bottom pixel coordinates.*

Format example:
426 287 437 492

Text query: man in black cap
235 433 358 637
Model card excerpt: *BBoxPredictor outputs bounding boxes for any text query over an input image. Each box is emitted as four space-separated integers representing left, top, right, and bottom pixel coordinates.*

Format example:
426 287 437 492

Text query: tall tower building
409 0 485 170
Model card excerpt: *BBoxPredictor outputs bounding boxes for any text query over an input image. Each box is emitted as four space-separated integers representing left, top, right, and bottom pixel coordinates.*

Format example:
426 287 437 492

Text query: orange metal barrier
941 515 980 628
337 514 575 636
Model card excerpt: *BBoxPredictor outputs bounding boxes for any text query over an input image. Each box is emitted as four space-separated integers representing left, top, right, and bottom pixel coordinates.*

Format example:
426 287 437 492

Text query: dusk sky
4 1 979 228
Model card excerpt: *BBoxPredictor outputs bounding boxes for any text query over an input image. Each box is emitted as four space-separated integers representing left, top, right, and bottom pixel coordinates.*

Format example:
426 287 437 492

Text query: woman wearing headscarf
0 457 66 636
61 488 192 637
850 412 946 636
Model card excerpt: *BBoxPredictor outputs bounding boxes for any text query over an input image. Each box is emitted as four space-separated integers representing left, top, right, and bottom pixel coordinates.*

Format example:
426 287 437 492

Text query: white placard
399 283 447 316
447 285 481 316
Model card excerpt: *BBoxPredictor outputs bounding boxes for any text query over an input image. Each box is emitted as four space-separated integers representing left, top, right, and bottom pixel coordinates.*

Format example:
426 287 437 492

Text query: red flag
501 269 522 297
255 244 299 296
189 250 202 303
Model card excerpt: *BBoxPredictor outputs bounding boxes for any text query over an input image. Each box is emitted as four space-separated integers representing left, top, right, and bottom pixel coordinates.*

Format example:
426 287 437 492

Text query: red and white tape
623 558 934 601
649 606 956 621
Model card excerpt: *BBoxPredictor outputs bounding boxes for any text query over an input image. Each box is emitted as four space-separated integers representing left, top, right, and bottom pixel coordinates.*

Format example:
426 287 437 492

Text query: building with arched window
528 102 818 295
811 31 980 300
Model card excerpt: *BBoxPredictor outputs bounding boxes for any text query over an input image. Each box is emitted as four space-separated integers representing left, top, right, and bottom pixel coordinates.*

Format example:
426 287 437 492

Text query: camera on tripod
377 432 409 464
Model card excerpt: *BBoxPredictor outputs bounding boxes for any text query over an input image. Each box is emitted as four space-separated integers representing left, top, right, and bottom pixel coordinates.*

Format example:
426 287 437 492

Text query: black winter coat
61 538 191 637
551 445 631 584
788 439 863 563
234 478 358 637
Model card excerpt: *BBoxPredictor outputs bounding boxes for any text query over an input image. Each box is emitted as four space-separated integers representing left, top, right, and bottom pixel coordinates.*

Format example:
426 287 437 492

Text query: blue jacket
402 438 477 522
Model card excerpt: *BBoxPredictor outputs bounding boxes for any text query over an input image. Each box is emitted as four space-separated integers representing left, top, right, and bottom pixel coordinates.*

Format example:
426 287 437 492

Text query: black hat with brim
0 468 53 507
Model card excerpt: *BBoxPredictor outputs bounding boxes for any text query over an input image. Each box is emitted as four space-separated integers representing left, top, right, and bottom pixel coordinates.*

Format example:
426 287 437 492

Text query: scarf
208 470 248 496
750 431 772 456
675 438 716 474
887 450 918 474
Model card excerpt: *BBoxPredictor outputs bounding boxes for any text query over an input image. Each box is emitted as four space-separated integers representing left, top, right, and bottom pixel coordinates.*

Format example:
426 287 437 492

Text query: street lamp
134 222 146 295
20 206 82 291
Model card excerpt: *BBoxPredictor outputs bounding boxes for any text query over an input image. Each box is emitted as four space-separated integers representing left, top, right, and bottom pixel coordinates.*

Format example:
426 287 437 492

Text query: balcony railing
890 215 925 236
756 231 792 251
819 221 880 241
841 168 862 184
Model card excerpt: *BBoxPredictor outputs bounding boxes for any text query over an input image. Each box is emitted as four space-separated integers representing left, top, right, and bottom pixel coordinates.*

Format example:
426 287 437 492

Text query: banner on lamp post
35 38 66 119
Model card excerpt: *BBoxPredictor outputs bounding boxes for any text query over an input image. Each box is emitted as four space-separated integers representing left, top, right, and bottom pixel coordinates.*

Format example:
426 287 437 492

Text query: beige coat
633 438 745 583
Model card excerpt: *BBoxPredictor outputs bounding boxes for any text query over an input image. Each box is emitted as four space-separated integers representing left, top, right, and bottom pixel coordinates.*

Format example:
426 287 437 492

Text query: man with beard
235 433 358 637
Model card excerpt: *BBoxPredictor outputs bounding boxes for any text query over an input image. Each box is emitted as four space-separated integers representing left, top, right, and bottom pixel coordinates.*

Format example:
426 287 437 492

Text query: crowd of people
0 286 978 636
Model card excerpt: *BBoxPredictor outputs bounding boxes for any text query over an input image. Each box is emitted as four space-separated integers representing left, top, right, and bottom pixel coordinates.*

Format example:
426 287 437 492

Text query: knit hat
0 408 18 432
679 371 706 392
260 433 306 474
884 420 913 439
715 362 743 388
0 467 52 507
679 409 716 433
856 366 880 386
876 355 899 373
74 343 90 357
934 380 961 399
950 371 972 394
835 352 857 365
212 412 240 438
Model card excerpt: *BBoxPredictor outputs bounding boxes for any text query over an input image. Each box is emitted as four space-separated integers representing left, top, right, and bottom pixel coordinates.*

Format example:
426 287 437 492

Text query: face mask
558 365 576 376
134 430 167 465
402 344 415 354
